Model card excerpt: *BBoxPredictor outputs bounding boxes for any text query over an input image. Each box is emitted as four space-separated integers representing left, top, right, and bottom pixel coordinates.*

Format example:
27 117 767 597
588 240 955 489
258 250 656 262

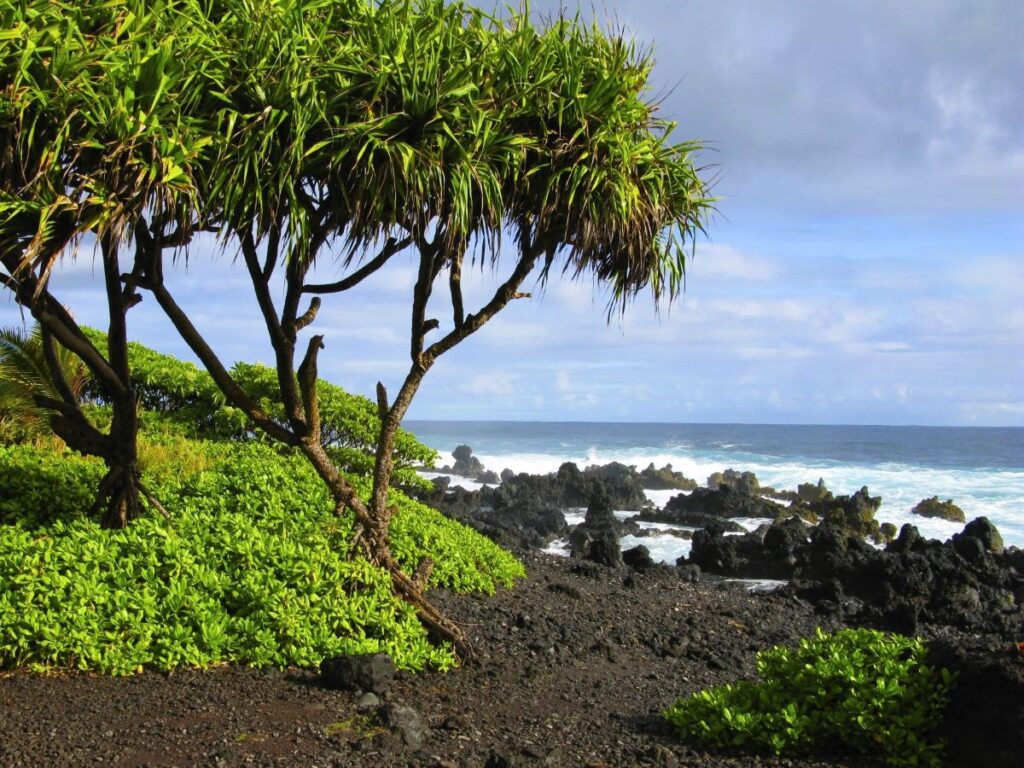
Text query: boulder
623 544 656 571
928 639 1024 768
954 516 1004 554
912 496 966 522
320 653 395 694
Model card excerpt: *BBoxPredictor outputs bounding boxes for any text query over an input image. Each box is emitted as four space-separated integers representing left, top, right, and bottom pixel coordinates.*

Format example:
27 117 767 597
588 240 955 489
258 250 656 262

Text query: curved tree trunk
94 390 143 529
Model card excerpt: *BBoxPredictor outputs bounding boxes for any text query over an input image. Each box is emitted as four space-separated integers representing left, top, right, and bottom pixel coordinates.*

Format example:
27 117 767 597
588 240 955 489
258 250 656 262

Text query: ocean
406 421 1024 563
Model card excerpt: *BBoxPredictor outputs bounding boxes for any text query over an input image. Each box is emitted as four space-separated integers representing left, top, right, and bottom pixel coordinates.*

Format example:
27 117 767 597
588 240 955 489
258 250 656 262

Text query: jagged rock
763 515 809 564
500 468 515 483
912 496 966 522
639 463 697 491
451 444 485 478
676 562 701 582
569 491 626 567
582 530 623 568
797 478 830 503
646 486 783 528
320 653 395 694
706 469 760 496
799 485 888 543
477 470 500 485
688 522 747 575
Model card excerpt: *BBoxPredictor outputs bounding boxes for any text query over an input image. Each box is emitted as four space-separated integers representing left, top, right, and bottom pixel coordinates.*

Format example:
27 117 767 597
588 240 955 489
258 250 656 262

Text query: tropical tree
0 0 214 525
3 0 714 656
126 0 714 654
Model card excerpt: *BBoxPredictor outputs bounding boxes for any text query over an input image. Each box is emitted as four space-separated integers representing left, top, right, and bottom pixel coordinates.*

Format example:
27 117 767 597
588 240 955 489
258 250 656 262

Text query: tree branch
140 259 300 446
240 228 306 432
294 296 321 331
0 269 128 396
302 236 412 295
40 328 79 407
449 251 465 328
297 334 324 440
424 242 544 366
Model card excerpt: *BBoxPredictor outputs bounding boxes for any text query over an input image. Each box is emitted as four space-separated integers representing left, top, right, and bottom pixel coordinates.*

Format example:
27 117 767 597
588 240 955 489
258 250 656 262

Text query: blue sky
3 0 1022 426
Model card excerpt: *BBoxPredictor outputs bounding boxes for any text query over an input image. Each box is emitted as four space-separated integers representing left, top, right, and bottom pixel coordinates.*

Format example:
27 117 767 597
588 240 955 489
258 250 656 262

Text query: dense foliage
0 439 523 675
78 328 436 487
664 628 954 767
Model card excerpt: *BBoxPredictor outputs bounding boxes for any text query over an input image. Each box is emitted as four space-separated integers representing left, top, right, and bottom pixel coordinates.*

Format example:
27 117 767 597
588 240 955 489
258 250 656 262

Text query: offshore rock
706 468 761 496
451 444 486 478
639 463 697 491
912 496 966 522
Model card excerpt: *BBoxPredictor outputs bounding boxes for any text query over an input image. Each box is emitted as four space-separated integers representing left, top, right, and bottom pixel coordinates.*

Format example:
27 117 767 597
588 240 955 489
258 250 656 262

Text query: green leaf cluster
664 628 956 767
76 327 436 487
2 0 713 314
0 439 523 675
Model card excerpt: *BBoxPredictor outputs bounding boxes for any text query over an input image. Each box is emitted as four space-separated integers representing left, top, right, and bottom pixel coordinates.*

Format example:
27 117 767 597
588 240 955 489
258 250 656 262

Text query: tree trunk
95 389 143 529
299 439 473 660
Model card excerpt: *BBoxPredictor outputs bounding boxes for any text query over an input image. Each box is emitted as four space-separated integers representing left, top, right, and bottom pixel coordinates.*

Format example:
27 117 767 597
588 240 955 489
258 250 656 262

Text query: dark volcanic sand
2 553 897 767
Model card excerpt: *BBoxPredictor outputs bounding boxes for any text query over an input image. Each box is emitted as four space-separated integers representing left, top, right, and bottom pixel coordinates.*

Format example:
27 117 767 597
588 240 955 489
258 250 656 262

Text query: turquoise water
407 421 1024 549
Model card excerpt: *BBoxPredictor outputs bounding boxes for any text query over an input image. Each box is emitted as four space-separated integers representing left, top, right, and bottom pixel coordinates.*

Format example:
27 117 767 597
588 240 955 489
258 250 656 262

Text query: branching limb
141 257 299 446
0 269 128 396
302 236 412 294
294 297 321 331
297 334 324 438
240 228 307 431
40 328 79 406
449 251 465 328
424 242 544 366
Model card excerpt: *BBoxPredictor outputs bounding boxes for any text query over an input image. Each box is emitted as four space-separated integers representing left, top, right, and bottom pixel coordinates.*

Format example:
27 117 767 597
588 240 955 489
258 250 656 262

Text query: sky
2 0 1022 426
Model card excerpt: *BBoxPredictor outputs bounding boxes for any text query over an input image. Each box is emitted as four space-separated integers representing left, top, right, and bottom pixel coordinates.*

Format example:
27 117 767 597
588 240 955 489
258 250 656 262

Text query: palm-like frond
0 323 89 437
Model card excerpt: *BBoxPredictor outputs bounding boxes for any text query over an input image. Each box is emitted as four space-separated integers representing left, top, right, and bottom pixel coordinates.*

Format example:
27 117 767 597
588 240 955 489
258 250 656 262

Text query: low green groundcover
0 439 523 675
665 627 955 767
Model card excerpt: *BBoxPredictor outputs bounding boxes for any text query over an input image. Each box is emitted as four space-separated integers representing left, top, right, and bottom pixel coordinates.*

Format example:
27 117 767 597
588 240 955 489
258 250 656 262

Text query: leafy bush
0 441 523 675
664 628 955 767
79 328 436 486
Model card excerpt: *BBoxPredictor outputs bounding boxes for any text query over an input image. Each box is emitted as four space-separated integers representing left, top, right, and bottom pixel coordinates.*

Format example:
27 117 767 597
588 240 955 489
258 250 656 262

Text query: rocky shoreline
1 449 1021 768
420 447 1024 638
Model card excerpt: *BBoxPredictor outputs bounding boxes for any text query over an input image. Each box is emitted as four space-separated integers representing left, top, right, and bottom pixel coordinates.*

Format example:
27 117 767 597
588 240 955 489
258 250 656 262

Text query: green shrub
79 328 436 487
0 441 523 675
664 628 955 767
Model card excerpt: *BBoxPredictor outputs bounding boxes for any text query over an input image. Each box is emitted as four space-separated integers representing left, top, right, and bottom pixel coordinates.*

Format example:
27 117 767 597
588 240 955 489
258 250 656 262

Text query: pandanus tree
3 0 713 655
126 0 713 653
0 0 215 525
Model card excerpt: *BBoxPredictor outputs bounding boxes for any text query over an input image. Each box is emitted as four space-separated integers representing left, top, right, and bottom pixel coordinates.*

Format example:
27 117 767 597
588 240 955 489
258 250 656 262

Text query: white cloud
690 244 780 282
460 373 520 397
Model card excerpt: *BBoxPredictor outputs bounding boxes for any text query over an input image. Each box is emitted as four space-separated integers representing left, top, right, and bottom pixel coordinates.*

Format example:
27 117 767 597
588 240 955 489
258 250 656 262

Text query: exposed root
93 465 145 529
